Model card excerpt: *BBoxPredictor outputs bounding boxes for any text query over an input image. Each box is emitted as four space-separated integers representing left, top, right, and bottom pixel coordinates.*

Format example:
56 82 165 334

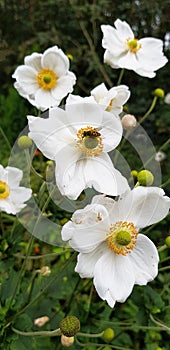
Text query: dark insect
83 130 101 138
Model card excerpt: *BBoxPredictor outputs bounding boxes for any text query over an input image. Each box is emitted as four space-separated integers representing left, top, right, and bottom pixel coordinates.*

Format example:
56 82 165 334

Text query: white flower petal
12 65 38 94
5 166 23 187
51 73 76 100
83 154 130 196
10 187 32 203
117 186 170 228
66 94 96 105
129 234 159 285
91 83 108 103
94 250 135 305
65 102 105 128
41 46 69 77
24 53 42 72
75 242 107 278
114 19 134 41
61 204 110 252
0 165 32 215
28 110 74 160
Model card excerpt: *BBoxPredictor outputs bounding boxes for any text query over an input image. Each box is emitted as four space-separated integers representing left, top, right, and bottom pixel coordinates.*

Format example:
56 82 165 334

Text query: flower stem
9 234 34 309
79 20 113 88
12 327 61 337
150 313 170 331
139 96 158 124
117 68 125 85
0 126 11 150
77 331 104 338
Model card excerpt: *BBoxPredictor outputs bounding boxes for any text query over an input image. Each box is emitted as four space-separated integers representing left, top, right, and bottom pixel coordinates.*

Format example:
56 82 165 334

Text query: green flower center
37 68 57 90
77 126 103 156
106 221 138 256
127 38 142 53
0 181 10 199
116 230 132 246
83 136 99 149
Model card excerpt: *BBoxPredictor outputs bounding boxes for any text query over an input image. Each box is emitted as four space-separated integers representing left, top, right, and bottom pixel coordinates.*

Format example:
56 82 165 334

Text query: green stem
13 250 70 260
158 244 167 252
0 211 5 236
158 266 170 272
117 68 125 85
24 149 43 180
79 20 113 88
12 326 61 337
139 96 158 124
150 313 170 331
9 235 34 309
161 177 170 189
0 126 11 150
77 331 104 338
12 252 76 320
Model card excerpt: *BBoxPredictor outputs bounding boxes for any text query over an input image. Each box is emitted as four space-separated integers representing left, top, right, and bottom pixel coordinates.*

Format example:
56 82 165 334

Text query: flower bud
34 316 49 327
61 335 74 347
131 170 138 180
40 266 51 277
121 114 136 130
153 88 165 98
155 151 166 162
60 316 80 337
17 135 33 149
102 328 115 342
164 92 170 104
137 170 154 186
165 236 170 248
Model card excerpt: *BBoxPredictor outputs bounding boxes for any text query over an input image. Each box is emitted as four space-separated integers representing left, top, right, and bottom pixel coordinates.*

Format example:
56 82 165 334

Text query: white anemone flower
61 187 170 307
91 83 130 115
28 103 129 200
66 84 130 117
0 165 32 214
12 46 76 111
101 19 168 78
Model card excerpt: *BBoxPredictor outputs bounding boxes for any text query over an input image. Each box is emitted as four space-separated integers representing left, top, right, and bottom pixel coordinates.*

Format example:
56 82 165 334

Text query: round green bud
165 236 170 248
137 170 154 186
17 135 33 149
131 170 138 180
156 348 163 350
60 316 80 337
102 328 115 342
153 88 165 98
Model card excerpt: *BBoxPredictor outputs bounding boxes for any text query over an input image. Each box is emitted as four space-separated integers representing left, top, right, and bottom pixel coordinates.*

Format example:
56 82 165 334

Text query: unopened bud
60 316 80 337
137 170 154 186
131 170 138 180
155 151 166 162
17 135 33 149
102 328 115 342
164 92 170 104
153 88 165 98
121 114 136 130
61 335 74 347
40 266 51 277
34 316 49 327
165 236 170 248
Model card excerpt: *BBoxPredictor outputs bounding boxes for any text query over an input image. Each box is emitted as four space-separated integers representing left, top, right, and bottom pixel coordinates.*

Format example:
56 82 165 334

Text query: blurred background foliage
0 1 170 349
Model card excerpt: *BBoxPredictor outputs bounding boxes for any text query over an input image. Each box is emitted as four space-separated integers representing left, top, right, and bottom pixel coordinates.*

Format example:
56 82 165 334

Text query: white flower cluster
4 18 168 308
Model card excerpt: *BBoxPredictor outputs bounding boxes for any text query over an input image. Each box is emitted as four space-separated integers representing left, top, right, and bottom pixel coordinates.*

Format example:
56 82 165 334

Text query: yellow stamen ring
106 221 138 256
37 68 57 90
0 181 10 199
77 126 103 156
127 38 142 53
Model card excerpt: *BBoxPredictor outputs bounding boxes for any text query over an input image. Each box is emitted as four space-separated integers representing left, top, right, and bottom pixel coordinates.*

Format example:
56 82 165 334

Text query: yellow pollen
0 181 10 199
106 221 138 256
37 69 57 90
127 38 142 53
76 126 103 156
